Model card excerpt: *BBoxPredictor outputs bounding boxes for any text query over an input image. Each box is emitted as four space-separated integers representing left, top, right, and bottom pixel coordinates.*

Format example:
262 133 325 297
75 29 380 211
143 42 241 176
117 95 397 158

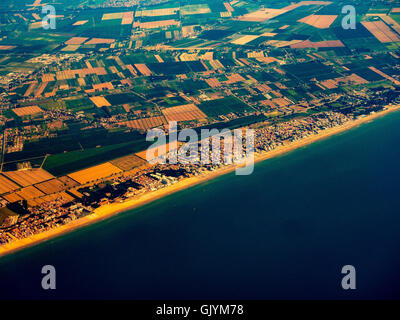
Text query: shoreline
1 105 400 258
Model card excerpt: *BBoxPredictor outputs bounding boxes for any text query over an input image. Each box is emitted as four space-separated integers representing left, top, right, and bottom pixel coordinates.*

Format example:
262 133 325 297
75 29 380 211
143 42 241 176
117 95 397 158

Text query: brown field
72 20 88 26
0 45 16 50
85 38 115 45
155 54 164 63
3 169 54 187
120 79 132 87
291 40 344 48
237 8 287 22
24 82 37 96
337 73 369 85
122 116 167 131
257 84 272 93
259 100 276 109
369 66 400 85
237 1 331 22
34 176 79 195
162 103 207 122
256 57 280 64
35 178 68 195
205 77 222 88
68 189 83 199
283 1 332 11
122 12 134 25
271 98 290 107
320 79 338 89
298 14 337 28
65 37 88 45
134 63 152 76
61 45 80 52
209 60 225 70
58 176 80 188
34 83 47 97
135 20 181 29
68 163 122 185
225 73 246 84
2 193 23 203
28 0 42 6
362 20 400 43
16 186 45 200
110 154 147 171
56 67 107 80
0 175 20 194
41 192 75 204
126 64 138 76
12 105 43 117
392 8 400 13
224 2 234 12
42 74 55 82
30 21 43 29
89 96 111 108
92 82 114 91
381 16 400 35
135 8 179 17
102 12 125 20
231 35 259 45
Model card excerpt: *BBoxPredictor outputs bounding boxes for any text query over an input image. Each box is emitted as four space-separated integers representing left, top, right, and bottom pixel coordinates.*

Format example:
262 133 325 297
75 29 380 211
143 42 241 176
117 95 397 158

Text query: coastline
1 105 399 258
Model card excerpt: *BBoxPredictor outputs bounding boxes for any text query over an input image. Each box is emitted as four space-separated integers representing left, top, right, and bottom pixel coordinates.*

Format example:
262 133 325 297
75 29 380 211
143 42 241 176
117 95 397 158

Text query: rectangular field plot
16 186 45 200
122 116 167 131
2 193 24 203
68 163 122 185
135 8 179 17
102 12 125 20
0 175 20 194
298 14 337 28
162 104 207 122
35 177 78 194
110 154 147 171
181 4 211 15
3 169 54 188
12 105 43 117
361 20 400 43
282 61 340 81
198 96 254 117
90 96 111 108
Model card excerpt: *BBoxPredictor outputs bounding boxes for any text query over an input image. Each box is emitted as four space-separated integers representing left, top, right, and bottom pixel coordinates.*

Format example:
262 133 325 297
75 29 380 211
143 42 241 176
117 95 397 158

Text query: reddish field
291 40 344 48
298 14 337 28
134 63 152 76
362 20 400 43
162 104 207 122
123 116 167 131
12 105 43 116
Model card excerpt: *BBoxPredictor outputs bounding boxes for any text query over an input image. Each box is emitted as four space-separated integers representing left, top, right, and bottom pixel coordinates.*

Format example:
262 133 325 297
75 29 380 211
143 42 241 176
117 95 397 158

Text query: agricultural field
68 162 122 185
2 169 54 188
198 96 255 117
162 103 207 122
110 154 147 171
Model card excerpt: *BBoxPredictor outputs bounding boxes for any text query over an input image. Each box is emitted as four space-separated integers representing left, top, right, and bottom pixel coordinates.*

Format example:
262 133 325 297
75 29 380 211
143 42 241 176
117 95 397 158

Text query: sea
1 111 400 299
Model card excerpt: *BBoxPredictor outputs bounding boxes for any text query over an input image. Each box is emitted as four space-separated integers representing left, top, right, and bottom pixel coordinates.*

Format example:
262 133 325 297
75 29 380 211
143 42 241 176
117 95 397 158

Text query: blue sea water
1 112 400 299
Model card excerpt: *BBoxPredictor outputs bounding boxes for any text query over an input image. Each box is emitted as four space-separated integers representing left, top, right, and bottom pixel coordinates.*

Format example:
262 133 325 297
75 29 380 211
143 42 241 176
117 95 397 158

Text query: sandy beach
1 105 400 258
